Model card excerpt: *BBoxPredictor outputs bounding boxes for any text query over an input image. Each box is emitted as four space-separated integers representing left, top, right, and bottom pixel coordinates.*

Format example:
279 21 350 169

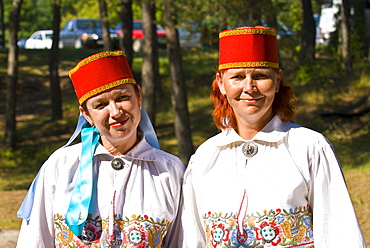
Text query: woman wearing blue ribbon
17 51 185 247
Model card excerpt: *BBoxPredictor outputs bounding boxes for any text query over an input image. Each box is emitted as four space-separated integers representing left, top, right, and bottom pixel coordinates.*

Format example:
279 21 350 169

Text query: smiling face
80 84 142 152
217 67 281 130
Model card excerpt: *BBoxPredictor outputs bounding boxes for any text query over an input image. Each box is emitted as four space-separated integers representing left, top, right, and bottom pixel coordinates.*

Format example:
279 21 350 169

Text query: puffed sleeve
309 138 366 247
181 156 208 248
16 162 56 248
162 187 184 248
156 151 186 248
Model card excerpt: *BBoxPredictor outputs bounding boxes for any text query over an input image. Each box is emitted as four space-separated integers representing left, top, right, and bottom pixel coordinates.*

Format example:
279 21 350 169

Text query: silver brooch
242 141 258 158
111 157 125 170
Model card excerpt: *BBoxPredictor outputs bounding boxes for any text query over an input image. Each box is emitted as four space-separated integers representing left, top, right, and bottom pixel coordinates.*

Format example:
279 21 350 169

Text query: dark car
59 18 118 49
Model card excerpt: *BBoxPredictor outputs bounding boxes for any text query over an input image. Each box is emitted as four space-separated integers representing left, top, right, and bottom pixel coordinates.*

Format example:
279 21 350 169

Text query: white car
25 30 53 49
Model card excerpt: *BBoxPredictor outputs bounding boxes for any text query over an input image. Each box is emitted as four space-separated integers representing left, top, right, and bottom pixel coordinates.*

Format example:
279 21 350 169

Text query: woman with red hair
181 26 365 247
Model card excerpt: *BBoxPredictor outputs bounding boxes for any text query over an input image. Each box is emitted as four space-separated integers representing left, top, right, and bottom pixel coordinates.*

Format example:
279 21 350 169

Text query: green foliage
18 0 53 38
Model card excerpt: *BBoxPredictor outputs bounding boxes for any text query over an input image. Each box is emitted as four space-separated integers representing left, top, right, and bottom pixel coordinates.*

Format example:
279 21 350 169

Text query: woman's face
217 67 281 126
81 84 142 146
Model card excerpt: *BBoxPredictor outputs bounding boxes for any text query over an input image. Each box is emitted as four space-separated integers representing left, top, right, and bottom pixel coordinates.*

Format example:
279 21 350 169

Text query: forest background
0 0 369 246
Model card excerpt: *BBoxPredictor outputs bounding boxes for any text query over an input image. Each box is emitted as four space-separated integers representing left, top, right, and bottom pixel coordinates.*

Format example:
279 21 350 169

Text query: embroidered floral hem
203 205 314 248
54 214 170 248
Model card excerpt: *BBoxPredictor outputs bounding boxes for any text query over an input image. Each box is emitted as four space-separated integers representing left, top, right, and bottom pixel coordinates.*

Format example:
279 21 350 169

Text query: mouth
110 117 129 128
239 97 262 103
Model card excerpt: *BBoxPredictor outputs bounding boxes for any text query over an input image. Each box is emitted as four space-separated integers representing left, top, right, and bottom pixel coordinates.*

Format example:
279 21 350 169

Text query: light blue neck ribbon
17 108 159 235
65 121 100 236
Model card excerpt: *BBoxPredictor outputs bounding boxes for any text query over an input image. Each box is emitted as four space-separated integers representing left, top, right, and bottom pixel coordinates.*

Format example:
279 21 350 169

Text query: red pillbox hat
219 26 279 70
69 50 136 105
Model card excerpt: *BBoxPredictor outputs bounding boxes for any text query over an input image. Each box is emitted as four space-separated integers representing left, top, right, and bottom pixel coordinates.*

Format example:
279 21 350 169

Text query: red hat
219 26 279 70
69 50 136 105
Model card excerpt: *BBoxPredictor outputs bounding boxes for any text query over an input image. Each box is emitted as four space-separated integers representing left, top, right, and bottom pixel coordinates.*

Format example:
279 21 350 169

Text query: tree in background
164 0 194 163
352 0 368 59
300 0 316 63
49 0 63 121
4 0 23 150
141 0 160 126
0 0 4 48
119 0 133 66
340 0 352 75
98 0 113 51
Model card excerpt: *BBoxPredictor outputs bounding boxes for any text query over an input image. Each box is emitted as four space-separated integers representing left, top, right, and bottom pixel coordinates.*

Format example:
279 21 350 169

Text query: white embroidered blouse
181 115 366 248
16 137 185 248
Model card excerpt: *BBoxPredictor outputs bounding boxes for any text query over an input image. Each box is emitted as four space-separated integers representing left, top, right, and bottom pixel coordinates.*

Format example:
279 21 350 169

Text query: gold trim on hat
78 78 136 105
220 28 276 38
69 51 127 77
219 61 279 70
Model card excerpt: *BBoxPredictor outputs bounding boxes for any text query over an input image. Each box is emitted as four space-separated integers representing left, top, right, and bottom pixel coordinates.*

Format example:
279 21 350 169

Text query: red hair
210 69 296 130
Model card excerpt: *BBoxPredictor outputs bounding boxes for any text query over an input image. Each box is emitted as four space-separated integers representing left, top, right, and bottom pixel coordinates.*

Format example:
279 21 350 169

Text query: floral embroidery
203 205 314 247
54 213 170 247
255 220 282 245
210 223 230 248
122 225 147 247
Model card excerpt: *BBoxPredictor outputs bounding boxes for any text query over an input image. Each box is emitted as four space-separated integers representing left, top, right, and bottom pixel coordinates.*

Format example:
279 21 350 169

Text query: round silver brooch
242 141 258 158
111 157 125 170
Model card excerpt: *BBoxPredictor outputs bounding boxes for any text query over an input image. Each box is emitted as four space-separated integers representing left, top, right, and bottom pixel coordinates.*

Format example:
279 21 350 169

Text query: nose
242 76 256 92
109 102 122 118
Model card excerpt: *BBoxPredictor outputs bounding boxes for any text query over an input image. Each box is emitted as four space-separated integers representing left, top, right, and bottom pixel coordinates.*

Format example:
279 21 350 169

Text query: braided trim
69 51 126 77
78 78 136 105
220 28 276 38
219 61 279 70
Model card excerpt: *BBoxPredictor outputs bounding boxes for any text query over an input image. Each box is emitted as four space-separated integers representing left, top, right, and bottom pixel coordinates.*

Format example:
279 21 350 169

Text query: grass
0 47 369 246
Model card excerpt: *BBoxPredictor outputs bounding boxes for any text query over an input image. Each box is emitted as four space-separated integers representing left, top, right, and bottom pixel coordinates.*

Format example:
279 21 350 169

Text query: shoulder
186 132 223 169
41 143 82 173
287 122 332 148
285 122 337 164
47 143 82 163
152 148 186 176
194 132 223 154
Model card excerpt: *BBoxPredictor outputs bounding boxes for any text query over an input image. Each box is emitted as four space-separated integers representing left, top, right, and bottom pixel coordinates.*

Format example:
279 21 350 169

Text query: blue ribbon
140 107 159 149
65 122 100 236
16 170 41 219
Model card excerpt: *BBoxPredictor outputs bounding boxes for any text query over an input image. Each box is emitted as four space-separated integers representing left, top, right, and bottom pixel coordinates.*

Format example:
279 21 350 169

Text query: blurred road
0 229 18 248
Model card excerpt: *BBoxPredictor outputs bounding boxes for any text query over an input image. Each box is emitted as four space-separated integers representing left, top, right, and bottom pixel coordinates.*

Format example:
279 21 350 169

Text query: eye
254 73 270 79
94 102 107 109
230 74 244 80
116 94 130 101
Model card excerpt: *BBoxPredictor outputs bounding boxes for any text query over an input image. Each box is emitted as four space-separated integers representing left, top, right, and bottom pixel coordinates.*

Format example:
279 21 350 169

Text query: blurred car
115 20 166 52
24 30 53 49
59 18 118 49
17 38 28 48
313 14 322 45
318 0 340 45
178 21 202 48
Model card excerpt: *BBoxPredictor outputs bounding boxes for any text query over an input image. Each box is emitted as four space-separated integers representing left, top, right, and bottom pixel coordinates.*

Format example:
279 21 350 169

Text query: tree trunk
98 0 112 51
264 0 277 30
300 0 316 63
49 0 62 121
341 0 352 74
353 0 368 59
141 0 159 126
4 0 23 150
119 0 133 66
164 0 194 164
0 0 5 48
